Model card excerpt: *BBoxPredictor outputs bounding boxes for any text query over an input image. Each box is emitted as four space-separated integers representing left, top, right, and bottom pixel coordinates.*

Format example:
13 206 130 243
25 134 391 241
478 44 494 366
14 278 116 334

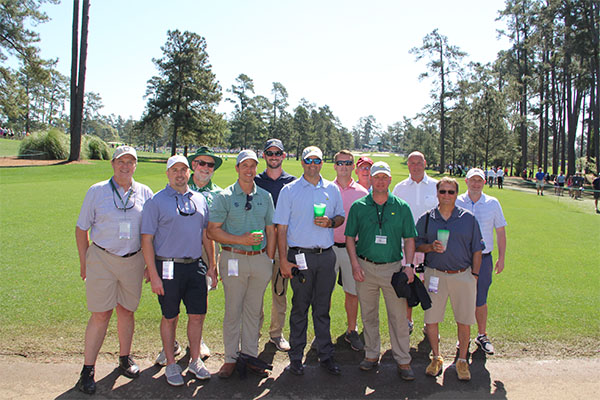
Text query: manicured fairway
0 154 598 360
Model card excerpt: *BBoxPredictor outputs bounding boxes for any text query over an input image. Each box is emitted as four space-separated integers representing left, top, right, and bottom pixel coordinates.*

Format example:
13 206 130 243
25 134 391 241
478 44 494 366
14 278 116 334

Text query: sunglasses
245 194 253 211
192 160 215 168
335 160 353 166
176 196 197 216
265 150 283 157
304 158 322 165
438 190 456 195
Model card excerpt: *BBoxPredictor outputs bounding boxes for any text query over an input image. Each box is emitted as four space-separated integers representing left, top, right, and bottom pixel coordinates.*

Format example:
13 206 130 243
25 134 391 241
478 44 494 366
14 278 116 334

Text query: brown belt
221 246 265 256
440 267 468 274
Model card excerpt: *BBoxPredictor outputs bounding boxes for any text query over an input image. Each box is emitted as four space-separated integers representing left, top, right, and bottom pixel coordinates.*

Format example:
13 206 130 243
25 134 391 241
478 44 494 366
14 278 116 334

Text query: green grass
0 138 22 157
0 154 598 361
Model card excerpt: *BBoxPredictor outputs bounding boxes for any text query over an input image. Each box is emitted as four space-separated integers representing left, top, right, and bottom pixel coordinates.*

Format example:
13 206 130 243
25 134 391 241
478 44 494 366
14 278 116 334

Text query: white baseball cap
236 149 259 165
371 161 391 177
466 168 485 180
166 155 189 170
112 145 137 160
302 146 323 160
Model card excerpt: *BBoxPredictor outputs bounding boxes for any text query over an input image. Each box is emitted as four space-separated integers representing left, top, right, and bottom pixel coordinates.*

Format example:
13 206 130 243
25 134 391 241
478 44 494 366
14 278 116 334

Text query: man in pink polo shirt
333 150 369 351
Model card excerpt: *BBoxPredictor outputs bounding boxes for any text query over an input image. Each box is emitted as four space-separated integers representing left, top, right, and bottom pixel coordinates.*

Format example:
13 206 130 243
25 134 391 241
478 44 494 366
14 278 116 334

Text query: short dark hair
436 177 459 192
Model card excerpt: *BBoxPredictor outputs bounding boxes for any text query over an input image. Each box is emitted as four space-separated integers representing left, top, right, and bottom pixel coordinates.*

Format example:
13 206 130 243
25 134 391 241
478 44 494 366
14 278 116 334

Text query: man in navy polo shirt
142 155 217 387
255 138 296 352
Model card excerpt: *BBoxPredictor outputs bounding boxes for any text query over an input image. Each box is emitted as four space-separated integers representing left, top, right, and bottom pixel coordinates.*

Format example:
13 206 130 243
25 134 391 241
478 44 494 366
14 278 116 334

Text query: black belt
93 243 140 258
483 252 491 256
357 254 391 265
334 242 346 248
290 246 332 254
155 256 200 264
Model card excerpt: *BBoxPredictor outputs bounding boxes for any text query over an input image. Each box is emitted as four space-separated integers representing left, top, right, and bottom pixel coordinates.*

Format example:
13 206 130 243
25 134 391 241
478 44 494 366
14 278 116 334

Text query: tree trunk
69 0 89 162
439 50 446 174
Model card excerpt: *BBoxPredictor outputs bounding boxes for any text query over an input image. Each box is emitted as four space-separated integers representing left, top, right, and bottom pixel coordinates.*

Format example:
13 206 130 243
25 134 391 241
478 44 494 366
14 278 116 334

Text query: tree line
1 0 598 175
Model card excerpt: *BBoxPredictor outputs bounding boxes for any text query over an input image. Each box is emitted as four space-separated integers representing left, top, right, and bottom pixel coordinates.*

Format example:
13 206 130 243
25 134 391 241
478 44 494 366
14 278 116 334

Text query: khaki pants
219 250 272 363
356 259 411 365
268 251 288 338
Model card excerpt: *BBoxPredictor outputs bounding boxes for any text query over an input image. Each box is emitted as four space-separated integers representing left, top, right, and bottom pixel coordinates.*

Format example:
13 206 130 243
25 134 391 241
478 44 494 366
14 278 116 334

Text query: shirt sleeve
273 185 291 226
415 212 428 248
471 216 485 253
141 196 159 235
493 201 507 229
76 185 97 231
344 203 359 237
208 191 228 223
265 192 275 226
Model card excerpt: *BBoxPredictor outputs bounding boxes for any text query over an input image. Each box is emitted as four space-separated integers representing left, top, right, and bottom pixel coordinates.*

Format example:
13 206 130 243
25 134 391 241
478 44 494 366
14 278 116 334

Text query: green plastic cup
314 203 326 218
251 230 264 251
437 229 450 250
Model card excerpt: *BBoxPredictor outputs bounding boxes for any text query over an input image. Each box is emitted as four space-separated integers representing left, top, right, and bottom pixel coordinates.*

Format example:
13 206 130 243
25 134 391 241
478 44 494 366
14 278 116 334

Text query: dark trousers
287 248 337 362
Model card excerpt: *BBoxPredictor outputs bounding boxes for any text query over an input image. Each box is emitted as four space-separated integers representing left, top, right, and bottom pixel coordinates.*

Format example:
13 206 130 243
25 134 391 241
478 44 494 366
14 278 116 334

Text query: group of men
75 140 507 394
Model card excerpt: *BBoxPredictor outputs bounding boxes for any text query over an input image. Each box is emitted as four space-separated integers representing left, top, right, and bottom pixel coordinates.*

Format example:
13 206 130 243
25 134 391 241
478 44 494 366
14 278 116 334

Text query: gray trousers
287 248 336 362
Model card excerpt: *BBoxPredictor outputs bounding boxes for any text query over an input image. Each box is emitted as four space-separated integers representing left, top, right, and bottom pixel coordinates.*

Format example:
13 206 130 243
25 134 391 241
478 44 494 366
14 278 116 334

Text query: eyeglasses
176 196 197 216
335 160 353 166
245 194 253 211
304 158 322 165
192 160 215 168
265 150 283 157
438 190 456 195
358 165 371 171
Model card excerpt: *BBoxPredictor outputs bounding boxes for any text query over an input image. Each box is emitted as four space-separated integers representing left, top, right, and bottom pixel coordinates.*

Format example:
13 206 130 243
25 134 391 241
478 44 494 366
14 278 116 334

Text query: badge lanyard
375 203 386 235
110 178 134 213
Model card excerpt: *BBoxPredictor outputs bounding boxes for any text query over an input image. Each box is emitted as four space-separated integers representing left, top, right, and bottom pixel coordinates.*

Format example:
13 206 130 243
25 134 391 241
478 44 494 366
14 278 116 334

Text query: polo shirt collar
110 177 136 192
434 206 460 220
259 169 292 182
165 183 193 197
300 175 324 188
464 191 486 205
233 180 257 196
334 177 358 190
408 172 433 185
365 191 392 206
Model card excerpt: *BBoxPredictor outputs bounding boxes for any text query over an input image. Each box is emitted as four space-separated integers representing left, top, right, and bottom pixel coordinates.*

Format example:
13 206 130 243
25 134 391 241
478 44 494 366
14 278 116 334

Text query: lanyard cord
375 202 386 235
110 178 134 213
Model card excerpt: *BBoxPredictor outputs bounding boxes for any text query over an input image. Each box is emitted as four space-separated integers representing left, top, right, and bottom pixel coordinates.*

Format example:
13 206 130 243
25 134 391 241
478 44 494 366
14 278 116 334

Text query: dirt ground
0 157 91 167
1 349 598 400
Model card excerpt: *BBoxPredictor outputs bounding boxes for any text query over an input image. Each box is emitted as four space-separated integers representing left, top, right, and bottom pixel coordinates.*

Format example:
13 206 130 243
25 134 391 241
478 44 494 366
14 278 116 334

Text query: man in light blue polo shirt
274 146 345 376
207 149 276 379
142 155 217 387
456 168 507 355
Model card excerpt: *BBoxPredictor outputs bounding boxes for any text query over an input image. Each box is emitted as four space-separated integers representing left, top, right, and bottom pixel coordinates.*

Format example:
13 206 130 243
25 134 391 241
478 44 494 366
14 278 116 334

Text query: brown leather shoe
217 362 236 379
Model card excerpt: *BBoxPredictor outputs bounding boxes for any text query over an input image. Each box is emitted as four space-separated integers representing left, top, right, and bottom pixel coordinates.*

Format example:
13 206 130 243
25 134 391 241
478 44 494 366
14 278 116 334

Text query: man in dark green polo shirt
345 161 417 381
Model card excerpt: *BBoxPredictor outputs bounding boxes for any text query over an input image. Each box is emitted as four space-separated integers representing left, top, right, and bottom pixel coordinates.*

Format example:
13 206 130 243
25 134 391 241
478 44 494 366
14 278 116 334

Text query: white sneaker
475 334 495 355
155 340 183 366
200 339 211 359
165 363 184 386
188 359 211 380
270 336 291 352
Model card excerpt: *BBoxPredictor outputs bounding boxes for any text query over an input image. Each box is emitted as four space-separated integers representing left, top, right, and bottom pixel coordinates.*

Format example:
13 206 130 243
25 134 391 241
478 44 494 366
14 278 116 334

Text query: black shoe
119 355 140 379
320 357 341 375
286 360 305 376
76 367 96 395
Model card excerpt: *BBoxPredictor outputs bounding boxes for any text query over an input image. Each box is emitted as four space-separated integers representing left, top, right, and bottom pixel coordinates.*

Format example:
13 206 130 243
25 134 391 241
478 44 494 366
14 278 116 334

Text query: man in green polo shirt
345 161 417 381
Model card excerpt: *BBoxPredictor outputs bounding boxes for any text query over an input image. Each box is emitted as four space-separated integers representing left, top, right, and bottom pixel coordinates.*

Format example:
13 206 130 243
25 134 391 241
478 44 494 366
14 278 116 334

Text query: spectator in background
535 168 546 196
355 156 373 191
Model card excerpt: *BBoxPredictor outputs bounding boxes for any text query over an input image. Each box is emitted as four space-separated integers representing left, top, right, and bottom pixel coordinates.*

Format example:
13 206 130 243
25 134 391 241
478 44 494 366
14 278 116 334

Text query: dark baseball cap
264 138 284 151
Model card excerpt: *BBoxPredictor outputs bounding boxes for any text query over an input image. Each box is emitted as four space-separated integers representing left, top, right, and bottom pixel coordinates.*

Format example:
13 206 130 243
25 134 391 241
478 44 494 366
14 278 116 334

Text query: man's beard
267 160 282 169
194 170 213 184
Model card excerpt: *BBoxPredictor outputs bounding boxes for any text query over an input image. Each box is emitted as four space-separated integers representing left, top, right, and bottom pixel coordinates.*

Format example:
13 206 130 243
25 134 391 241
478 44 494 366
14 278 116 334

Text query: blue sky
32 0 510 130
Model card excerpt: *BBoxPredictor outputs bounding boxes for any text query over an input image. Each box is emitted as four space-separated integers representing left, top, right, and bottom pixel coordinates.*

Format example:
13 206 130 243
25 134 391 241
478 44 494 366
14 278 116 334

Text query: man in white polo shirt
456 168 507 355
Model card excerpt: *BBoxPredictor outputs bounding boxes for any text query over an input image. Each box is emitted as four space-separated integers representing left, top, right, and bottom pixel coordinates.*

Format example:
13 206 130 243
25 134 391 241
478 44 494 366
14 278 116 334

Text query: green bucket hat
187 146 223 170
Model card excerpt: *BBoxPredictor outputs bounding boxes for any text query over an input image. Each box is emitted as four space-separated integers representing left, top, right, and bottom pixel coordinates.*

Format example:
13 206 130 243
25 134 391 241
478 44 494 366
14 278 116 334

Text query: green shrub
18 129 69 160
82 135 110 160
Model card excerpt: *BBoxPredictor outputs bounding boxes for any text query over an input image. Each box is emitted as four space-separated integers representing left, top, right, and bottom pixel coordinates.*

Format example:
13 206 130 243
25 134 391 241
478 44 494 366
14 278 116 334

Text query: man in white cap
207 149 276 379
142 155 217 386
274 146 345 376
345 161 418 380
456 168 507 355
75 146 153 394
